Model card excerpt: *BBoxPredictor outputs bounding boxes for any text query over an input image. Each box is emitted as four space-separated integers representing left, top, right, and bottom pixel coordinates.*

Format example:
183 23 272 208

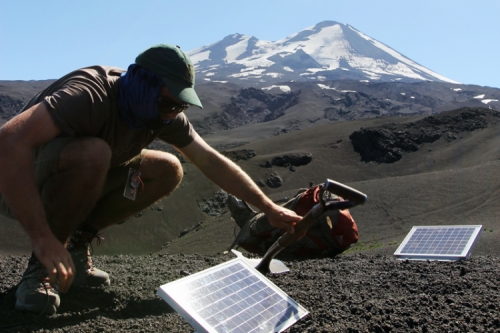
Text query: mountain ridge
188 20 459 86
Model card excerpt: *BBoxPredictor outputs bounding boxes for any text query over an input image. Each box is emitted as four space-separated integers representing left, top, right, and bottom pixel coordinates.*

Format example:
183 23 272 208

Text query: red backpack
228 185 359 257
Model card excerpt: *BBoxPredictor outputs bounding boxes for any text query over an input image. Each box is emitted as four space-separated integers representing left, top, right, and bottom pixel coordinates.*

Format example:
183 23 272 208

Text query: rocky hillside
191 87 300 136
350 107 499 163
185 80 500 144
1 79 499 133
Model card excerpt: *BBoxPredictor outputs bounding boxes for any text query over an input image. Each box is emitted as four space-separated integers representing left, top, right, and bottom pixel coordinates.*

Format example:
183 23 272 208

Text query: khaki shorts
0 137 143 219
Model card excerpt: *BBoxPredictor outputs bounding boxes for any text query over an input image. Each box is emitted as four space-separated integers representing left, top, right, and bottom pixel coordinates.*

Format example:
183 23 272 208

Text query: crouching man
0 44 301 314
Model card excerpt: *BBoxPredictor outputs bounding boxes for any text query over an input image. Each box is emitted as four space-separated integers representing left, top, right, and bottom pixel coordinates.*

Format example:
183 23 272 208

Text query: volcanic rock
197 190 228 216
349 107 496 163
266 173 283 188
222 149 256 161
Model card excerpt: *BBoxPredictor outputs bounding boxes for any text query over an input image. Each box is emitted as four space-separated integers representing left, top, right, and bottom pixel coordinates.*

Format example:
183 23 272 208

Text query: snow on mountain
188 21 459 86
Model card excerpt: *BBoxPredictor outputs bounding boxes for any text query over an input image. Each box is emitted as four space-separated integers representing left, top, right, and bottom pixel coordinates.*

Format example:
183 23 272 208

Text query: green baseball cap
135 44 202 108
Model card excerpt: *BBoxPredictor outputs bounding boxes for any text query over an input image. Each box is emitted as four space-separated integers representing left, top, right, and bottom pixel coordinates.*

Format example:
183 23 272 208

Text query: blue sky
1 0 499 88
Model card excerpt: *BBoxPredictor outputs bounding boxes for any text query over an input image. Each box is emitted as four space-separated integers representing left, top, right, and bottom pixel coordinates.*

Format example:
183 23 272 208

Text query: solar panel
157 258 308 333
394 225 482 261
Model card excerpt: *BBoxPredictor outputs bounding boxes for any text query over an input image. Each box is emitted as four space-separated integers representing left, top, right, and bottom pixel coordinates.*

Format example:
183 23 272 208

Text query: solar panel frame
157 258 308 333
394 225 482 261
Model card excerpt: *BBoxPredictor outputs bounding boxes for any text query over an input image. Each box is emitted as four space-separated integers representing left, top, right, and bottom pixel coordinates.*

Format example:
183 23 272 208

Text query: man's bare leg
78 149 183 231
15 137 112 313
41 137 112 244
45 147 182 287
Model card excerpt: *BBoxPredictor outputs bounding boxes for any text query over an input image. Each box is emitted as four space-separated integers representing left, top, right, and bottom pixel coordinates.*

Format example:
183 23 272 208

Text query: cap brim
162 77 203 109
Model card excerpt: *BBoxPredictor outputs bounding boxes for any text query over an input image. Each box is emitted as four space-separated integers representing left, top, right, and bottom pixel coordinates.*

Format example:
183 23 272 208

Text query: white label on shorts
123 168 141 201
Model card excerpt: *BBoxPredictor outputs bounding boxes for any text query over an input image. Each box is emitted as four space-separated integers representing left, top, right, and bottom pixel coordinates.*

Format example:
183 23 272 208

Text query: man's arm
177 133 301 233
0 103 74 292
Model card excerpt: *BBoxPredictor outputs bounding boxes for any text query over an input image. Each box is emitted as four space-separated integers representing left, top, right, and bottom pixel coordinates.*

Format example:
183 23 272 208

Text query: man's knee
140 150 183 185
39 138 112 225
58 138 111 174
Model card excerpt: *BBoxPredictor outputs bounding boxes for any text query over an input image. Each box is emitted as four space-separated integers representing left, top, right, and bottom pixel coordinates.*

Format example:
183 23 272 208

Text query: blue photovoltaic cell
157 259 308 333
394 225 482 260
400 227 474 255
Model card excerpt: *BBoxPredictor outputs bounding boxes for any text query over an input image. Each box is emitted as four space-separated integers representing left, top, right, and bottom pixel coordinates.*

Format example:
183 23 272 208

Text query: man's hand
264 204 302 235
32 235 75 293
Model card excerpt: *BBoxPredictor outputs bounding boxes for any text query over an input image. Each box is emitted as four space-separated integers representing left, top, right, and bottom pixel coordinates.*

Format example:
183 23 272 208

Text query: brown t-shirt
24 66 196 167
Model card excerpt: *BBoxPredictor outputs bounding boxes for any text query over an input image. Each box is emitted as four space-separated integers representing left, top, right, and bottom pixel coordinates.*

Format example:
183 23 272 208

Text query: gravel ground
1 253 499 332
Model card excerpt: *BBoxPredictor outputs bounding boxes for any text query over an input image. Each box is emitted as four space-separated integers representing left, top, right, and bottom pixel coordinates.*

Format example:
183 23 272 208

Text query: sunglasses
157 97 189 114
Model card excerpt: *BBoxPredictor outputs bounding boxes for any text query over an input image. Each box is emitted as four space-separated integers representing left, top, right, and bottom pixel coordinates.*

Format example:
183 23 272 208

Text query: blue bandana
118 64 165 130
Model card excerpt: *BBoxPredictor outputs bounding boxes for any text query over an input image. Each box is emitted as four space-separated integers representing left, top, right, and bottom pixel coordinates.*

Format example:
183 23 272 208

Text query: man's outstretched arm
0 103 74 292
177 133 301 233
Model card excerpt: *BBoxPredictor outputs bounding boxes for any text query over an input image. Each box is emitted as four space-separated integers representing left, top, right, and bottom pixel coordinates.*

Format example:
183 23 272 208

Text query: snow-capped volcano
188 21 458 86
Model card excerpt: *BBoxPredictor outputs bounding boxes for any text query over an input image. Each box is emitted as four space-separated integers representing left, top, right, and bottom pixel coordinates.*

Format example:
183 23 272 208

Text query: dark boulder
198 190 228 216
266 173 283 188
271 153 312 167
261 153 313 168
222 149 256 162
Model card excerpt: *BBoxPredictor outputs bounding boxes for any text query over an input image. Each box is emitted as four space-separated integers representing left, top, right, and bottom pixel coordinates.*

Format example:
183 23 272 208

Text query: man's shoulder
82 66 126 77
61 66 125 83
51 66 126 101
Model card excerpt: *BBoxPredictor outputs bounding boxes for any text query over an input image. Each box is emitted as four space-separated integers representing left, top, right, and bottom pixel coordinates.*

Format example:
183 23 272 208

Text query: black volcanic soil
1 102 500 332
1 254 499 332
